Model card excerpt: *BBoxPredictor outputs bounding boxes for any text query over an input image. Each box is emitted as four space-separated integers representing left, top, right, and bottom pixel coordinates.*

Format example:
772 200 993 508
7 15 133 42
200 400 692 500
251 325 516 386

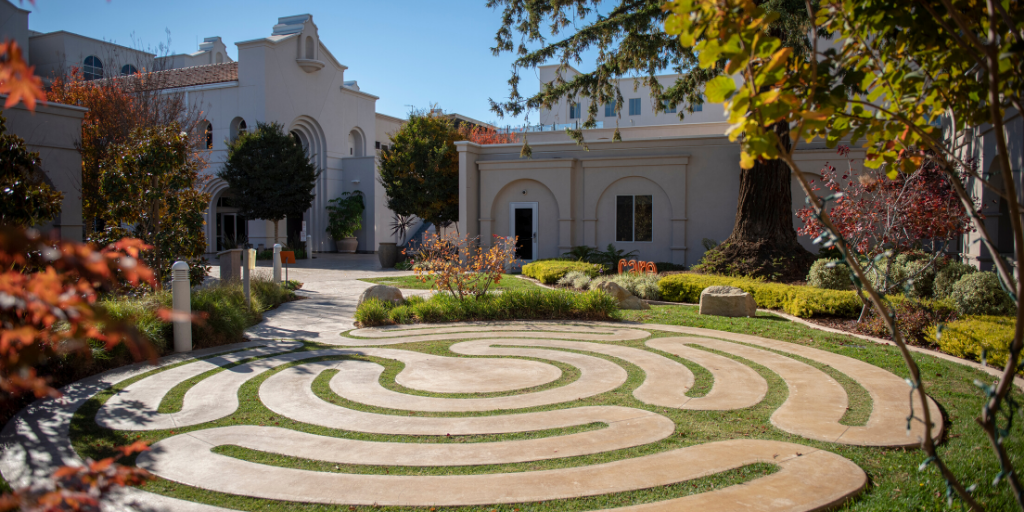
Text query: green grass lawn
360 274 541 291
64 305 1023 511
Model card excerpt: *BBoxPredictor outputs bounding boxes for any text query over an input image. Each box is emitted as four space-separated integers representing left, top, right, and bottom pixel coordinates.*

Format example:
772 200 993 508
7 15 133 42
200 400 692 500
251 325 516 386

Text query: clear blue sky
19 0 587 125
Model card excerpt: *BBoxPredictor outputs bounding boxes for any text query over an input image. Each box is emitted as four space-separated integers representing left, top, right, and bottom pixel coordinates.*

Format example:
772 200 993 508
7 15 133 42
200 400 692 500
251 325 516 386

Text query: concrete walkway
210 253 424 341
0 256 956 510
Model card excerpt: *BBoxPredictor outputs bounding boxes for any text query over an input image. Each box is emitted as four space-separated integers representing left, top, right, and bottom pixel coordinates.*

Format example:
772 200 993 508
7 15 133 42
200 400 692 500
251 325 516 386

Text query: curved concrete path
4 317 950 511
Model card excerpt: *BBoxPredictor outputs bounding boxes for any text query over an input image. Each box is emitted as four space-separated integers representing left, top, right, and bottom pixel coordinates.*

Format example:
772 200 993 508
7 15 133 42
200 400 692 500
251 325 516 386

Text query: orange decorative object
280 251 296 264
618 259 658 275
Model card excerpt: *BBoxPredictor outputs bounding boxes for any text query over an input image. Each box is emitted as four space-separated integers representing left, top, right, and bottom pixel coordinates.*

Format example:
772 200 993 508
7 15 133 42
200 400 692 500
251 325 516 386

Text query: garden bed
354 289 620 327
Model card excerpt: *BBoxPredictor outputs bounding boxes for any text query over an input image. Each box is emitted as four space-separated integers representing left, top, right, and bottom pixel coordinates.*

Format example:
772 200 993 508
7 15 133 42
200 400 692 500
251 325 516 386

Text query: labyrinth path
68 322 945 509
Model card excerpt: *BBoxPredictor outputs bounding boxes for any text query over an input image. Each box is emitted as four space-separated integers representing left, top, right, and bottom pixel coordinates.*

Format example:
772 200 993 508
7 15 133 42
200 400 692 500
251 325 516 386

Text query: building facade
1 1 410 254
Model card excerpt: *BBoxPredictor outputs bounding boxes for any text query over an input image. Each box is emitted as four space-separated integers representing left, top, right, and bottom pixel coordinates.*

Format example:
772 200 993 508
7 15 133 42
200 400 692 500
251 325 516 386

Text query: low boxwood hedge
657 274 861 318
926 315 1016 369
522 260 603 284
355 289 619 327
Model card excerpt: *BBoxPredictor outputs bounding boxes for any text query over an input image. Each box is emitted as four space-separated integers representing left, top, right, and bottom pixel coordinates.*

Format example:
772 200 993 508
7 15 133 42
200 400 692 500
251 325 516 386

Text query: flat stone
357 284 403 306
699 285 757 317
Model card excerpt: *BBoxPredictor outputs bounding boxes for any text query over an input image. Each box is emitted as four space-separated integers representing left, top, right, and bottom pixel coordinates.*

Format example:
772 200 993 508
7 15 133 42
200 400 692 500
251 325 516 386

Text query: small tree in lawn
0 113 63 228
219 122 319 245
378 109 464 231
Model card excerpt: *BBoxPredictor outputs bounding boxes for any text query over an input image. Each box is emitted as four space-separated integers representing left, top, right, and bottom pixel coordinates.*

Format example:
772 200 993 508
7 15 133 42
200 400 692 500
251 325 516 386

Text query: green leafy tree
93 123 208 284
666 0 1024 508
0 113 62 228
219 121 320 245
487 0 817 280
378 109 464 230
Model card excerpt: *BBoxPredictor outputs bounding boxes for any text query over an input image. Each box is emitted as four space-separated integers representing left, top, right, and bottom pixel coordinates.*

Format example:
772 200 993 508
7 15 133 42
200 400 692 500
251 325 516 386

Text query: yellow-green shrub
522 260 602 284
926 315 1016 369
657 274 861 318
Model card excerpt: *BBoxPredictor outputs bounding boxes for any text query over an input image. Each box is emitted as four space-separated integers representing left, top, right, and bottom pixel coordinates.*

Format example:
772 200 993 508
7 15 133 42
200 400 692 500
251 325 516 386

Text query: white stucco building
1 1 411 254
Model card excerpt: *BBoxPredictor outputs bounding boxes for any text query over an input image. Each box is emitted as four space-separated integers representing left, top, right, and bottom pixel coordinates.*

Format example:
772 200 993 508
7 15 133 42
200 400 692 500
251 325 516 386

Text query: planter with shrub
326 190 365 253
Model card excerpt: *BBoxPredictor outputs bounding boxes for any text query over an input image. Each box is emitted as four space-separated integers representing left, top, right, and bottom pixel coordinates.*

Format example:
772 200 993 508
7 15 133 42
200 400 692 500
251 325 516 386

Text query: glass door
509 202 539 261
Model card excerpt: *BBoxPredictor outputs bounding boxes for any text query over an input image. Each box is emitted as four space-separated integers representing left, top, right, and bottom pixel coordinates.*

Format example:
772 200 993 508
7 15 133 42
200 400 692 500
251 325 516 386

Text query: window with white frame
616 195 653 242
569 102 582 119
693 95 704 112
83 56 103 80
663 100 677 114
120 64 137 76
628 98 641 116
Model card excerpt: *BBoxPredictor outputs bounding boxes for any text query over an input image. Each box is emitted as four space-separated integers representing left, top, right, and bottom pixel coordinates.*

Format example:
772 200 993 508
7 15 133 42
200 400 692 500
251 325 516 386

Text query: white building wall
537 64 728 129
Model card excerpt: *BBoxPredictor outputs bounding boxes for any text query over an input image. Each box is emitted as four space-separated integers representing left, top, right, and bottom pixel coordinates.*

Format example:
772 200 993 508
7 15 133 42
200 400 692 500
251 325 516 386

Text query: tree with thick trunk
488 0 815 280
699 122 814 281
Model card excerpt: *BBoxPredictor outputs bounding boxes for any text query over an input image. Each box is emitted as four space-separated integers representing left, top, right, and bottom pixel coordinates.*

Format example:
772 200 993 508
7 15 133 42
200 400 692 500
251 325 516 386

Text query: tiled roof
109 62 238 91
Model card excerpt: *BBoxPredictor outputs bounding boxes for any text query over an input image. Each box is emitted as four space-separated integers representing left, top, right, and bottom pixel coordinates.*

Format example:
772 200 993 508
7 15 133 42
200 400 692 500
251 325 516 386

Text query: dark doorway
514 207 534 260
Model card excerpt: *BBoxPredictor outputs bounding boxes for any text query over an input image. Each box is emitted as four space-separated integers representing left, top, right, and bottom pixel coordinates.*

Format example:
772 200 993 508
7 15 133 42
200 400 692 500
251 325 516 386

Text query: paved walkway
0 257 953 510
3 317 953 510
211 253 424 341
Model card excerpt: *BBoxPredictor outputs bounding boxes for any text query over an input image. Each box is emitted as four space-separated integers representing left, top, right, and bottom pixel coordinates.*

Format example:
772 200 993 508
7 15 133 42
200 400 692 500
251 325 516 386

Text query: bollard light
171 260 192 353
273 243 282 283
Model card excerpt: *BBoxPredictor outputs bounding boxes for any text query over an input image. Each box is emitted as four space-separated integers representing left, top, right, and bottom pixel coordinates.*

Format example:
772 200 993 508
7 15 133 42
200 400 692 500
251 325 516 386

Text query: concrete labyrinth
12 322 946 510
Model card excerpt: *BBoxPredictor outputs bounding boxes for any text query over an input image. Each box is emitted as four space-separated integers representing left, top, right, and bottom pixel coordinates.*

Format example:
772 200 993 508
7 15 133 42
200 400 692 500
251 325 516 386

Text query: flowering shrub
410 233 518 299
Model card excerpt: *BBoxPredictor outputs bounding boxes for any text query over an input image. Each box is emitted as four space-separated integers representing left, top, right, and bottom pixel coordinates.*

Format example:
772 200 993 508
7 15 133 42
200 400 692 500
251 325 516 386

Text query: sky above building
17 0 616 126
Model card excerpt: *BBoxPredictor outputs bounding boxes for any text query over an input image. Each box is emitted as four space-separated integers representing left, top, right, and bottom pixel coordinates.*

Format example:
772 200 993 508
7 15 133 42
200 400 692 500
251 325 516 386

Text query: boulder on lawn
699 285 757 318
594 281 650 310
358 285 404 306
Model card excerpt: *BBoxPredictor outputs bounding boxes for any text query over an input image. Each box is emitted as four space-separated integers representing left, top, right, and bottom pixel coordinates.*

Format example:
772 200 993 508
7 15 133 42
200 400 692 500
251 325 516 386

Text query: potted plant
379 214 417 268
326 190 364 253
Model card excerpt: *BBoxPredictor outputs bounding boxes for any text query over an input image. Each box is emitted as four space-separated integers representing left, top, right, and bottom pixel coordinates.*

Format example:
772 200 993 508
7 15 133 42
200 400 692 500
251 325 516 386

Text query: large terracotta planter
378 242 399 268
337 237 358 253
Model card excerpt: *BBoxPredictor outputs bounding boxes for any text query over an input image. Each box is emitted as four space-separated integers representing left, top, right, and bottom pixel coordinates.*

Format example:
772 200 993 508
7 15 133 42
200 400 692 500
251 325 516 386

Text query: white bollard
171 260 192 353
273 243 282 283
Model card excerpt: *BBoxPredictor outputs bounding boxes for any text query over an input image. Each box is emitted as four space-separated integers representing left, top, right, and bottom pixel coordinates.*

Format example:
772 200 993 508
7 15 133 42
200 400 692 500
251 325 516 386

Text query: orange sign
618 259 658 275
280 251 296 264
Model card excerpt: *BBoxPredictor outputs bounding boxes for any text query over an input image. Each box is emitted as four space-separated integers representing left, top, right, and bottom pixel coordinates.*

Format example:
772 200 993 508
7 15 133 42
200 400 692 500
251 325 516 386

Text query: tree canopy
0 113 62 228
665 0 1024 507
378 110 464 229
95 123 208 284
487 0 819 280
219 121 320 242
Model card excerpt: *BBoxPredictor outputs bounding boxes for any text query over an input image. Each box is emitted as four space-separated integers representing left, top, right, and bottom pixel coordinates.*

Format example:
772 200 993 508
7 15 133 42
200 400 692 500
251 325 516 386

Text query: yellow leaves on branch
0 40 45 110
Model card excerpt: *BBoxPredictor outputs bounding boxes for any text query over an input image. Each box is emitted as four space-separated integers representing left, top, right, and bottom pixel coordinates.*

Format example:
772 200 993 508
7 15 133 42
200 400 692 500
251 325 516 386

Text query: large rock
699 285 757 317
594 281 650 310
358 285 404 306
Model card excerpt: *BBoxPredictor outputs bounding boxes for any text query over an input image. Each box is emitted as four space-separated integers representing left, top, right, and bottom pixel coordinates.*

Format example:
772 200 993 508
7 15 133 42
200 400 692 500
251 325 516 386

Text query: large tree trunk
698 121 815 281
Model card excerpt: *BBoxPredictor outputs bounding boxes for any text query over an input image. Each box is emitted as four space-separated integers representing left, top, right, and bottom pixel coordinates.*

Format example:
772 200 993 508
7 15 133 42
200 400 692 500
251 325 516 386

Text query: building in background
0 0 412 254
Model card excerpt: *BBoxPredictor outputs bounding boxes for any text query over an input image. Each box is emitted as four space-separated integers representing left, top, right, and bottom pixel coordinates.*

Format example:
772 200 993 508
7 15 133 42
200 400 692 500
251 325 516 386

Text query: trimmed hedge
657 274 861 318
355 289 620 326
522 260 603 284
926 315 1016 369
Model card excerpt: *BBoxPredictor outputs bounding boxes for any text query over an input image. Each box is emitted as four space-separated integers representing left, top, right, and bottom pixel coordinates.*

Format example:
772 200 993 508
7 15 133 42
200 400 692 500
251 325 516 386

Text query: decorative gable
272 14 325 73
